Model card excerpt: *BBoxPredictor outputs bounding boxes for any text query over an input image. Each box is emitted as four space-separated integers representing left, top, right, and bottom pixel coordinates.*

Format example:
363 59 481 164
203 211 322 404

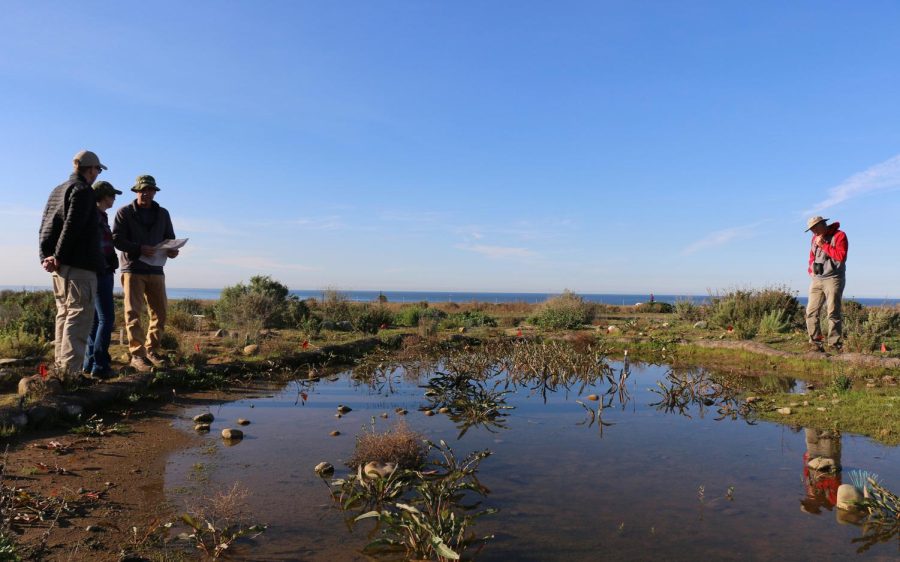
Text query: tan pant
52 265 97 378
806 275 845 346
122 273 168 357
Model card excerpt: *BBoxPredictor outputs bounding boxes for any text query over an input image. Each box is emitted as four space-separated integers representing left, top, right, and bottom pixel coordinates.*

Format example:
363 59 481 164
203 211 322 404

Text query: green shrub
674 299 703 322
0 328 51 359
0 290 56 339
395 306 446 328
167 308 197 332
709 286 801 338
320 288 352 323
351 304 395 334
441 310 498 329
758 309 791 335
845 304 899 352
634 302 674 313
170 298 205 316
216 276 307 331
528 290 590 330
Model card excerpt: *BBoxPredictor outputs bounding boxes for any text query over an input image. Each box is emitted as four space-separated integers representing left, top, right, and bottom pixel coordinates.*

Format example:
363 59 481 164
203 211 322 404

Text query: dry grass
347 421 427 469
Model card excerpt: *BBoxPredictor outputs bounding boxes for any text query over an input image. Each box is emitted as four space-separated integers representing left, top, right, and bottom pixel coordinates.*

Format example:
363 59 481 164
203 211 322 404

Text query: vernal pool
165 359 900 561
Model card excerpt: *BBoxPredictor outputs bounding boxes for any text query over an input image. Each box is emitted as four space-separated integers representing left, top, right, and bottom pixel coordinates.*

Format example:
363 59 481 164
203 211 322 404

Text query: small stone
745 396 760 403
194 423 211 432
606 325 620 334
816 407 827 412
242 344 260 356
85 525 102 532
789 402 799 407
587 394 599 402
776 407 792 415
193 413 214 423
866 382 876 388
330 430 341 436
832 399 841 405
424 410 435 416
438 407 450 414
314 462 334 478
221 428 243 440
836 484 863 510
380 412 389 419
237 418 250 425
335 413 342 418
802 401 809 407
214 329 226 338
458 327 466 333
693 321 708 329
337 405 352 414
397 409 408 416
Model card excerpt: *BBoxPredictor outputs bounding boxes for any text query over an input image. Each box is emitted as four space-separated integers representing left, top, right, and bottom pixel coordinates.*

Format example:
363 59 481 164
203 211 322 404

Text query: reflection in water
801 429 842 514
649 368 757 424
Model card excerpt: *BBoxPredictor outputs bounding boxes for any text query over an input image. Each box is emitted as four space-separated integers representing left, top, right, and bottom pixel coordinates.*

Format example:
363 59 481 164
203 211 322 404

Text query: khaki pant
52 265 97 378
122 273 168 357
806 275 845 347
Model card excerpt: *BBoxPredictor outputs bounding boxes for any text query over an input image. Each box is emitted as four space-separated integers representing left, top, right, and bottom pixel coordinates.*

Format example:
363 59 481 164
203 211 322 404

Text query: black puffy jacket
39 173 104 273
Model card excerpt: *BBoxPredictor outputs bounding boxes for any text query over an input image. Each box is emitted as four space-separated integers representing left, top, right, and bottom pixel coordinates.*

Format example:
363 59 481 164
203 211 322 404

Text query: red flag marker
302 340 309 349
516 329 523 337
882 343 888 353
194 343 201 353
38 363 48 380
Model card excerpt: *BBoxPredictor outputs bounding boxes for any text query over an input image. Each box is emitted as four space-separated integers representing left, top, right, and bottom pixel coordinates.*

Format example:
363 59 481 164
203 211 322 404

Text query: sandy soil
2 400 197 561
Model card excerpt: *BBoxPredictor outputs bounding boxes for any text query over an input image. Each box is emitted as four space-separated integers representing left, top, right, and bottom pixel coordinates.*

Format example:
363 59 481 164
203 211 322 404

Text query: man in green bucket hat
112 175 179 372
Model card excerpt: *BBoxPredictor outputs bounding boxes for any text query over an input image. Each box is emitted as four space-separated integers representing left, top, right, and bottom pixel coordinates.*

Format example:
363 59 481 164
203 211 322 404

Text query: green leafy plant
758 309 791 335
528 290 591 329
70 415 132 437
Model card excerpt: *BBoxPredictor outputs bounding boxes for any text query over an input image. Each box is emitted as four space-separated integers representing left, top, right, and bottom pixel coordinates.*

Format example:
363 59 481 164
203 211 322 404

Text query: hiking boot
130 355 153 373
91 367 117 380
806 342 824 353
146 352 169 367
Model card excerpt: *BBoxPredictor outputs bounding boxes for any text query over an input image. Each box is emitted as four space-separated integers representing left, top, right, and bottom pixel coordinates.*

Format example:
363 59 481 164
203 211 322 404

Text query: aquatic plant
425 372 514 438
847 469 880 494
70 415 132 437
354 440 495 562
178 482 267 559
853 478 900 553
346 420 427 470
649 369 755 423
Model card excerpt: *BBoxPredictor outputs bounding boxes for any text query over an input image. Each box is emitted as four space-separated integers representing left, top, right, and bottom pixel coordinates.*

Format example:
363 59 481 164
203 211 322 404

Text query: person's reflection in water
801 429 842 514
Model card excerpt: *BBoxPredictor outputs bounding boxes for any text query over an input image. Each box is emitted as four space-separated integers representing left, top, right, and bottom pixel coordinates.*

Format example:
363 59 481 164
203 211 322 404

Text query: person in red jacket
805 216 848 351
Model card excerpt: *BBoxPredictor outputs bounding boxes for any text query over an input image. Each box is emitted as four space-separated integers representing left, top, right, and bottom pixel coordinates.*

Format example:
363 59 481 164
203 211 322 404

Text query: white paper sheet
138 238 188 267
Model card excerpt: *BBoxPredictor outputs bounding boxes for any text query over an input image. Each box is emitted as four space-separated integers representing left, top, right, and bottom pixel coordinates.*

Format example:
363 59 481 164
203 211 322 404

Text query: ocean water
3 285 899 307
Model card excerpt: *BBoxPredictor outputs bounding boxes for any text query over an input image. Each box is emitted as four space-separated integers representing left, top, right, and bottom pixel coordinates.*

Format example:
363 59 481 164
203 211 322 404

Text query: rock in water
330 430 341 436
314 462 335 478
194 423 211 432
587 394 599 401
193 412 214 423
776 407 792 415
337 405 352 414
237 418 250 425
807 457 836 472
364 461 397 479
222 428 243 440
836 484 863 510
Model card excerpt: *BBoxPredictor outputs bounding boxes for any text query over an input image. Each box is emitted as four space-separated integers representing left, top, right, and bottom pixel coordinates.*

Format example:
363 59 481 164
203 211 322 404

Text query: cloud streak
806 153 900 214
457 244 535 259
681 220 770 256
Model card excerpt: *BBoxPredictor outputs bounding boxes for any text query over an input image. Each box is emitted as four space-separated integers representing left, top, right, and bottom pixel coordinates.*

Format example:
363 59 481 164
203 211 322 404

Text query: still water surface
166 362 900 560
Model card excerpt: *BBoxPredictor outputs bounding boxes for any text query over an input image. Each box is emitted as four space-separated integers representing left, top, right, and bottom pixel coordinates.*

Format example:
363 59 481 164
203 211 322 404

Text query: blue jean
84 272 115 373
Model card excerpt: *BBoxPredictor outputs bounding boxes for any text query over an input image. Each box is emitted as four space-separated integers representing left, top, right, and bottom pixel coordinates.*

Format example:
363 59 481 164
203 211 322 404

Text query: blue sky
2 1 899 297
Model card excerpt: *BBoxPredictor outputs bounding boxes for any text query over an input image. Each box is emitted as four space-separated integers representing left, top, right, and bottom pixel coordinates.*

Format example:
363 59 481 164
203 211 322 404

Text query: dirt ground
2 399 199 561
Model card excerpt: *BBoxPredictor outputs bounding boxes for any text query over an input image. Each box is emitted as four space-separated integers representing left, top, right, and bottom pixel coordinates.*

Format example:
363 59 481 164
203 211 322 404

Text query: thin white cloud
681 220 770 256
457 244 535 259
806 153 900 214
211 256 321 271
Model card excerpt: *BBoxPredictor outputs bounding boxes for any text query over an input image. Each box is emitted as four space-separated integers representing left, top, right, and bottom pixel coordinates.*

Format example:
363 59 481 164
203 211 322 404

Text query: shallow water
166 362 900 561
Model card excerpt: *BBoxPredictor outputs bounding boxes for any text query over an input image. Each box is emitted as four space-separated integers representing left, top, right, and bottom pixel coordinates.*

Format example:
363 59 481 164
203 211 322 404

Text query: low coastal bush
351 304 394 334
528 290 591 329
844 303 900 352
440 310 498 329
0 290 55 340
674 298 704 322
0 328 50 359
395 305 446 328
709 286 801 338
215 276 308 331
319 288 352 323
634 301 674 313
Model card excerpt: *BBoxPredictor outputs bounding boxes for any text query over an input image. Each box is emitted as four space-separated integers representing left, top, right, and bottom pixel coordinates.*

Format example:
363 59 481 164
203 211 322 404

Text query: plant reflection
649 368 758 424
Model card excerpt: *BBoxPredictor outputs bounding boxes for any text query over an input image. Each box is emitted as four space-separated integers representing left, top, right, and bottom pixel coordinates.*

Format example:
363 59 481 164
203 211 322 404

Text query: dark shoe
91 367 117 380
146 352 169 367
130 355 153 373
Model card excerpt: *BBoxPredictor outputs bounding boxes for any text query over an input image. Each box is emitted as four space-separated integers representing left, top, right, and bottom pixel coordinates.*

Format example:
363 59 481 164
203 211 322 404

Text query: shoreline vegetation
1 278 899 559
